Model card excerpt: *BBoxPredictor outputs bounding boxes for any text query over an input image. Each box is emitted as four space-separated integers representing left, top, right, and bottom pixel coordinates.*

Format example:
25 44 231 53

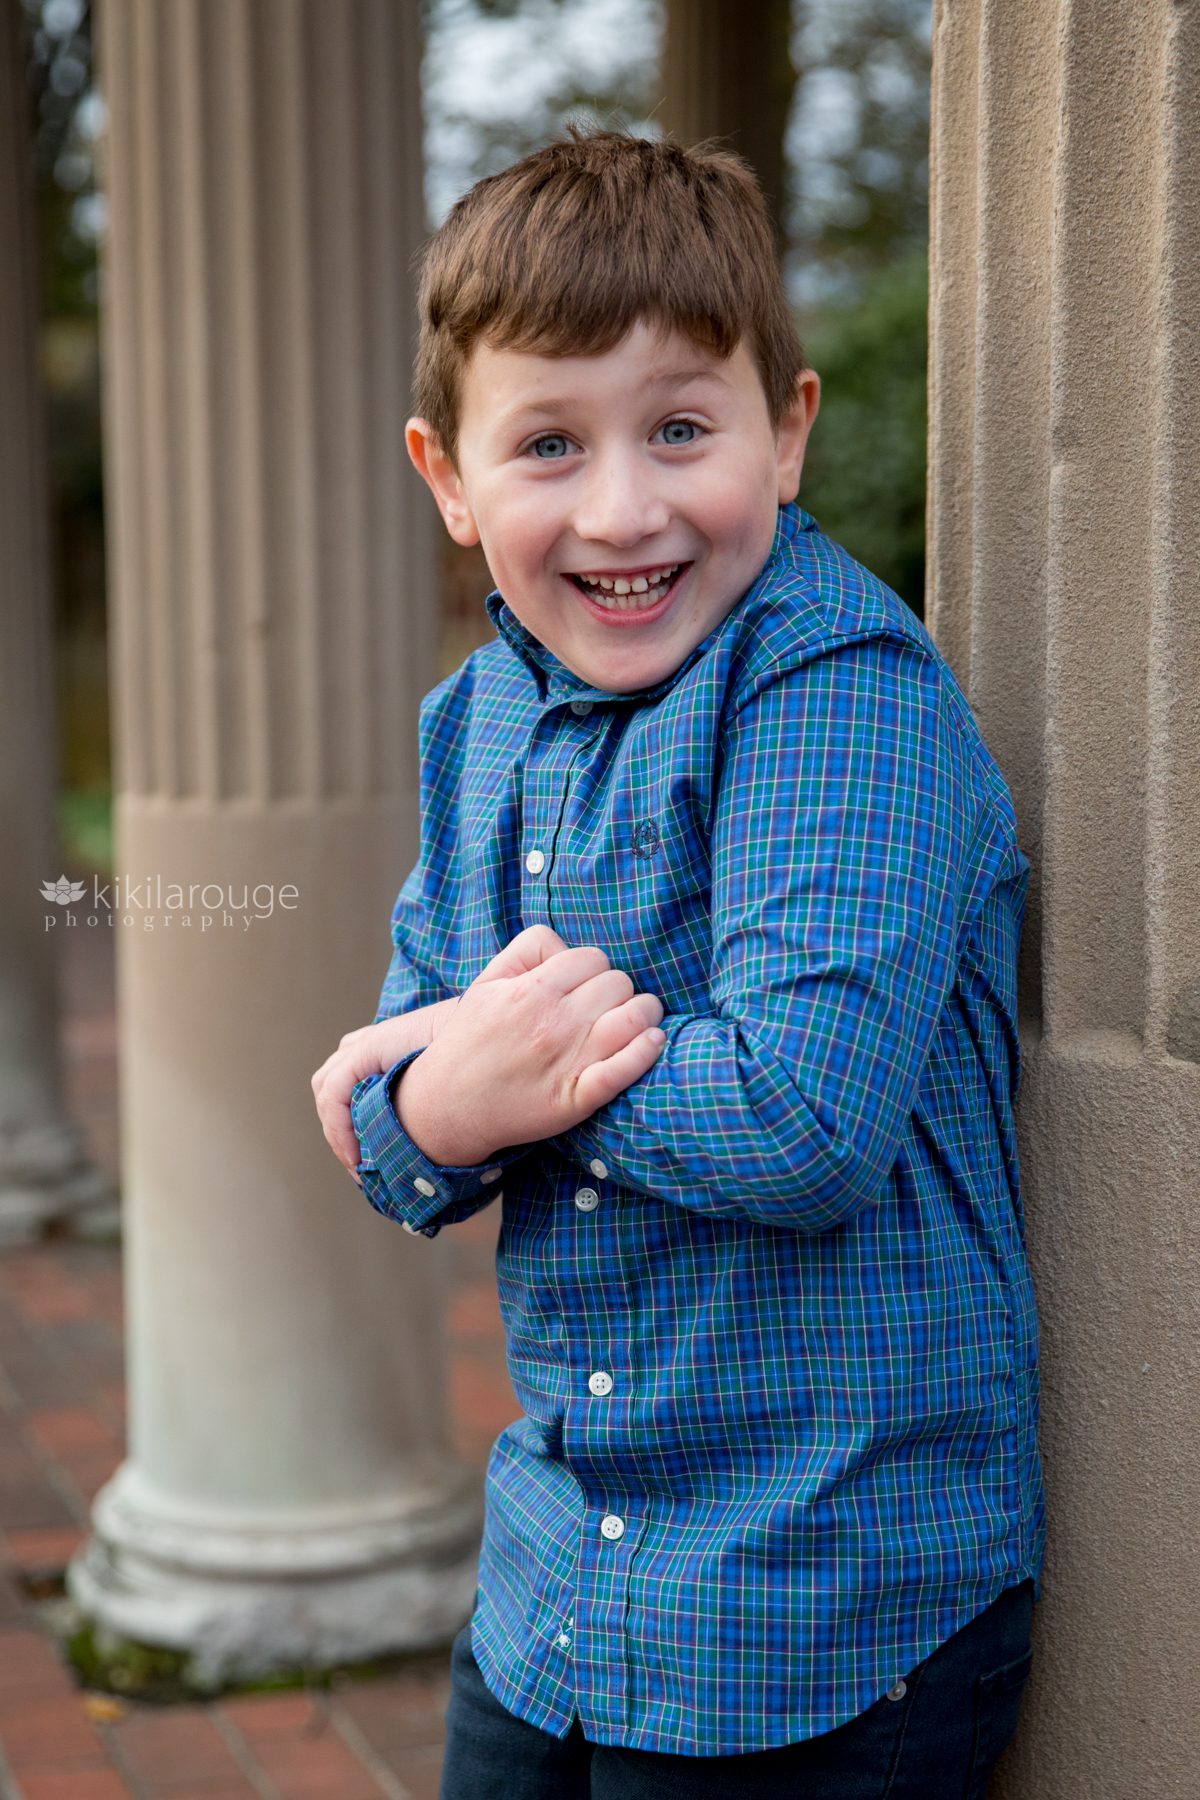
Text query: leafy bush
796 249 928 618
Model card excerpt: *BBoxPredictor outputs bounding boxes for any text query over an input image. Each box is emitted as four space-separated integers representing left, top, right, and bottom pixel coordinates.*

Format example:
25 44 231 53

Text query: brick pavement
0 924 518 1799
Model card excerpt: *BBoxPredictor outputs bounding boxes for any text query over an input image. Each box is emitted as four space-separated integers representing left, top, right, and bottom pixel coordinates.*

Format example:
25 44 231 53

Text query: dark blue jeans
439 1579 1035 1800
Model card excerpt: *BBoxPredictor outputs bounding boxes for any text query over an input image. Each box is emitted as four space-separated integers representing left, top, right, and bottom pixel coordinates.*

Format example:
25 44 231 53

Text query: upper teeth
574 564 680 595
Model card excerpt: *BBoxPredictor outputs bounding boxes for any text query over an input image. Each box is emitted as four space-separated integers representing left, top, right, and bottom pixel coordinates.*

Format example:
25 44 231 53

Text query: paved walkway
0 924 517 1798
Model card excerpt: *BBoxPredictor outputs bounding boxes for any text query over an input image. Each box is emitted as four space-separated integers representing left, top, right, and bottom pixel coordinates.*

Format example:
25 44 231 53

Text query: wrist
386 997 458 1061
392 1049 494 1168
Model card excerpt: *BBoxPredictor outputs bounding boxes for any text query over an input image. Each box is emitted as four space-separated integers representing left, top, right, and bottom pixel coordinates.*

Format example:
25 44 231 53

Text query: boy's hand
311 998 461 1180
394 927 665 1167
310 926 644 1179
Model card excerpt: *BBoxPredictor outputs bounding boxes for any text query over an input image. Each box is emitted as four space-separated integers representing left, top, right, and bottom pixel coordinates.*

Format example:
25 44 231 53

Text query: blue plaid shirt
351 502 1045 1755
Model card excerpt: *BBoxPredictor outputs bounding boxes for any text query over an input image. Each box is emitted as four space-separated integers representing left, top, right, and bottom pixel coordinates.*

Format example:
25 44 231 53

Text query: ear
775 368 821 506
405 418 480 547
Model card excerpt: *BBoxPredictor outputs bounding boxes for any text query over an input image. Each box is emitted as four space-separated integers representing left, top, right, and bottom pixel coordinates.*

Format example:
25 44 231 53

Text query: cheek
480 489 559 570
687 450 777 542
702 487 776 565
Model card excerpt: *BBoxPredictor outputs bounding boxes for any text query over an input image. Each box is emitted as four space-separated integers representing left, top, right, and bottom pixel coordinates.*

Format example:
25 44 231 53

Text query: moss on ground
62 1610 445 1705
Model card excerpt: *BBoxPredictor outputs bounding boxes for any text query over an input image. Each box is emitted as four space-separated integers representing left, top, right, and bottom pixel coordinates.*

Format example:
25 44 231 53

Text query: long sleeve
351 859 535 1238
550 632 984 1233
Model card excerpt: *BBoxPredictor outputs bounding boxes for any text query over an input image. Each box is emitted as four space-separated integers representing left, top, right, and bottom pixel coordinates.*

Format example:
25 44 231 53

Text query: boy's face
407 320 820 694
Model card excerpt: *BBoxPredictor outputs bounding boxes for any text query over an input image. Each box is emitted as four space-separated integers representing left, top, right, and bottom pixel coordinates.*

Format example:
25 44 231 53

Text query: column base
0 1120 116 1246
67 1458 484 1685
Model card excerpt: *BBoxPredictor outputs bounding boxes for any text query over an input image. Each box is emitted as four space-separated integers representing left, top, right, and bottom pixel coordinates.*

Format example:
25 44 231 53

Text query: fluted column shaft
929 3 1200 1794
70 0 479 1677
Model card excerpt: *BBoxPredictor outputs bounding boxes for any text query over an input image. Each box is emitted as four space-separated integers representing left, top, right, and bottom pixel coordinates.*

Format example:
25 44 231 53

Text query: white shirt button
588 1158 608 1180
556 1631 572 1648
574 1187 600 1212
480 1166 503 1184
402 1221 420 1235
570 699 593 716
525 849 545 874
588 1370 613 1396
413 1177 437 1197
886 1680 907 1702
600 1514 625 1541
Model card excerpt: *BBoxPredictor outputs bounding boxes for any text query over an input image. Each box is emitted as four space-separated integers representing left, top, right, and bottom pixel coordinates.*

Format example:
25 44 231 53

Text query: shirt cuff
349 1048 530 1237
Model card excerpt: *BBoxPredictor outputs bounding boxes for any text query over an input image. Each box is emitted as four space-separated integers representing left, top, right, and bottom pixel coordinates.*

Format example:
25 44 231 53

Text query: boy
311 126 1044 1797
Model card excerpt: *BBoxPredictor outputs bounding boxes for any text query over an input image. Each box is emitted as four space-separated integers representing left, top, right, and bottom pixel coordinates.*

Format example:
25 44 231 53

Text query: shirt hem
469 1554 1043 1757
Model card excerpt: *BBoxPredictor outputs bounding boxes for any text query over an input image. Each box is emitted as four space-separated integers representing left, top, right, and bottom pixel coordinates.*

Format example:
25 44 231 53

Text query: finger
311 1039 359 1092
571 1026 667 1117
475 924 571 983
319 1039 410 1179
584 991 664 1058
316 1073 365 1172
319 1107 361 1174
511 922 571 960
562 967 637 1022
527 945 613 998
321 1044 395 1116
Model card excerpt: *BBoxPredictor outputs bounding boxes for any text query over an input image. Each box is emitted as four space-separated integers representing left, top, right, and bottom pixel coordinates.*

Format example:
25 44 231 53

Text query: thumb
474 923 572 984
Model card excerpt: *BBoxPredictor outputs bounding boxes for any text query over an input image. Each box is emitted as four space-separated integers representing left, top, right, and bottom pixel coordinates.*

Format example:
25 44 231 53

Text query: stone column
0 0 112 1242
660 0 795 249
928 3 1200 1794
68 0 482 1679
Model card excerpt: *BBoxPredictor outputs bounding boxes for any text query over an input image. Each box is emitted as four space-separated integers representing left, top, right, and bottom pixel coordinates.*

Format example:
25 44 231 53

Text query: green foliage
797 248 927 616
58 784 112 875
791 0 932 297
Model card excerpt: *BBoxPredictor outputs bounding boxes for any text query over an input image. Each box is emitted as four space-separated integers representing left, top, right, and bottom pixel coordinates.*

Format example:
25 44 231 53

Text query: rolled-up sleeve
552 632 981 1232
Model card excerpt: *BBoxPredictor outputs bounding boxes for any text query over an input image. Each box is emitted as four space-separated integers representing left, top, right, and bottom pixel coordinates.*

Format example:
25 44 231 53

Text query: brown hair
411 123 807 468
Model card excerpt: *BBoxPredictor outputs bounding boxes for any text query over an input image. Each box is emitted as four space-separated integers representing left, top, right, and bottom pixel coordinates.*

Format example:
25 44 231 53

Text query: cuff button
413 1177 438 1197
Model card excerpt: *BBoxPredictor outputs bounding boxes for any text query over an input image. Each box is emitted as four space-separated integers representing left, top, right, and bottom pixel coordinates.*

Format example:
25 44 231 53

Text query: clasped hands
310 924 666 1180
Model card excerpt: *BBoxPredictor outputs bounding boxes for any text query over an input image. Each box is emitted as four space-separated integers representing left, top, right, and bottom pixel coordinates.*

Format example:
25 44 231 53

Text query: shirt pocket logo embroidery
631 819 661 860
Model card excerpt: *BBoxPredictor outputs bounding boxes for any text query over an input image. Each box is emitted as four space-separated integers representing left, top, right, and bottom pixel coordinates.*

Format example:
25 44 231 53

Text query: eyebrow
497 367 732 429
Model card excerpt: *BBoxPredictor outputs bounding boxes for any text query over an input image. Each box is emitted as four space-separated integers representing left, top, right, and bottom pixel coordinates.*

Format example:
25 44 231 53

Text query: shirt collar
483 501 817 706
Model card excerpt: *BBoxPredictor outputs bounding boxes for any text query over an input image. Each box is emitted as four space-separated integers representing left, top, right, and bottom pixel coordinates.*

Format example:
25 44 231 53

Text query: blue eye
529 433 571 459
660 419 700 445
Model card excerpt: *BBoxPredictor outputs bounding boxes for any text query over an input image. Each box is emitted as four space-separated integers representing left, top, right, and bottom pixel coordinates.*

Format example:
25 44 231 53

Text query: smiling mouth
567 562 691 614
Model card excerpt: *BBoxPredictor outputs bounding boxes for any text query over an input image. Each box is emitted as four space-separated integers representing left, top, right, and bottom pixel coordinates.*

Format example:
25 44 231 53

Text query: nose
571 445 670 550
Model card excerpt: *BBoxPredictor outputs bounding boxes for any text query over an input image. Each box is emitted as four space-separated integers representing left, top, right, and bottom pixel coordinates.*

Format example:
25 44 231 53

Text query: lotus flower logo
41 875 87 905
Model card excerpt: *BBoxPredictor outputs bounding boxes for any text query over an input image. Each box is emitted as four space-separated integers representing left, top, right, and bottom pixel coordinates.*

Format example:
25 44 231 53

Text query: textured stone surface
929 4 1200 1793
